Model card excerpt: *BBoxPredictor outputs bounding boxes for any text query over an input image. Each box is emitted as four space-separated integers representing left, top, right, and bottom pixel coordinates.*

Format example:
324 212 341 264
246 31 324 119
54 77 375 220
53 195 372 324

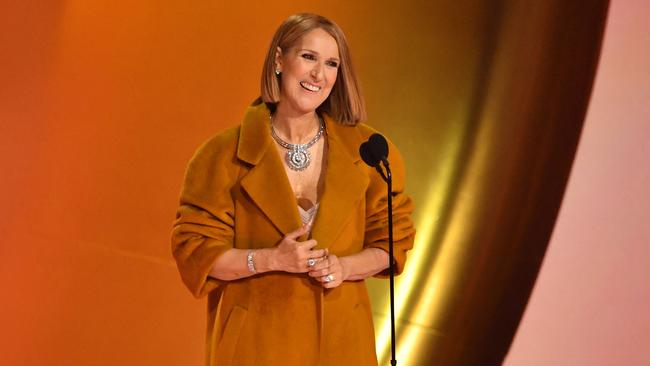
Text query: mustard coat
171 102 415 366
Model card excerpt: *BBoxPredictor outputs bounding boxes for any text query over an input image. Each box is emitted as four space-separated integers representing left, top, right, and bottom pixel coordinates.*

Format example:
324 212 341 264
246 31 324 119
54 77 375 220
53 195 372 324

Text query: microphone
360 133 390 182
359 133 389 167
359 132 398 366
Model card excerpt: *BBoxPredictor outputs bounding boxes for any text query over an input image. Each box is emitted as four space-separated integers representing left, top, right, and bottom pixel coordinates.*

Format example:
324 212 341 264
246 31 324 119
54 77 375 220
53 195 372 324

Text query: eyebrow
300 48 340 62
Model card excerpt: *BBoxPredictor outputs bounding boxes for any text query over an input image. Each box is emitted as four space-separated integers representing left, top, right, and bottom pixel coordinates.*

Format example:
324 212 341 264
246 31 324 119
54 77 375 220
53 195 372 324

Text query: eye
301 53 316 61
326 60 339 68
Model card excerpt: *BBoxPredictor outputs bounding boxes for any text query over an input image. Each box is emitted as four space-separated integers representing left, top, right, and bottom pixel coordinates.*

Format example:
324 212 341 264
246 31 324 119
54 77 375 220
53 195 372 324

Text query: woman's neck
272 103 320 144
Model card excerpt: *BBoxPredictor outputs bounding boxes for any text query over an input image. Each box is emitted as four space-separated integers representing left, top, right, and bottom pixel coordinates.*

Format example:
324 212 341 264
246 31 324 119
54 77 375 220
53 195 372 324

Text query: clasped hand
273 224 347 288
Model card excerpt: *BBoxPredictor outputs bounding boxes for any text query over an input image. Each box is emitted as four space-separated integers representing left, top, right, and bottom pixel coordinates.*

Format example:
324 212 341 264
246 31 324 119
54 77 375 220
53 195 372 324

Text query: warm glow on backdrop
1 1 617 365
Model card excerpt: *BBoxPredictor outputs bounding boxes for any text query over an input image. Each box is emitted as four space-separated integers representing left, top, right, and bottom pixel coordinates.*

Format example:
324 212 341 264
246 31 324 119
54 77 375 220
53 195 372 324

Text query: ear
274 46 282 72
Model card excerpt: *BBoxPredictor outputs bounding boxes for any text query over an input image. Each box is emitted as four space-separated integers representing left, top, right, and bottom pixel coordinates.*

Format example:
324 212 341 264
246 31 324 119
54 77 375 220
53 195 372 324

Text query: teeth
300 81 321 92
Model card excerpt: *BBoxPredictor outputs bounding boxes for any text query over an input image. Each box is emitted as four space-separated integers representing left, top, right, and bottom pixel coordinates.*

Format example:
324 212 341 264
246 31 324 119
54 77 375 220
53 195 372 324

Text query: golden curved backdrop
0 1 608 365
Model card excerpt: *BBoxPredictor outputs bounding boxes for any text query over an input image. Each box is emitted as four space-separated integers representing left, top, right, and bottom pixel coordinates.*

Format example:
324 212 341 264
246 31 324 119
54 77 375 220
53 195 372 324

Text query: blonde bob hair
259 13 366 125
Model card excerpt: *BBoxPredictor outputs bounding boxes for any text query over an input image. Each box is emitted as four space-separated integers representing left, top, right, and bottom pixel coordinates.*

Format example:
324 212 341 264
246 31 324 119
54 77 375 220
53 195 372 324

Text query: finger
285 224 310 241
308 257 331 272
312 272 330 281
308 266 333 278
300 239 318 250
312 260 340 279
318 273 338 286
308 248 328 259
323 279 340 289
322 271 342 288
306 255 327 269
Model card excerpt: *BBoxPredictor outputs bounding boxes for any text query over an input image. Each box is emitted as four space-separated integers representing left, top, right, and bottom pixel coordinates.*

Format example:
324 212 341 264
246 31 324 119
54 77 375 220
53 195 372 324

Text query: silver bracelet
247 249 257 274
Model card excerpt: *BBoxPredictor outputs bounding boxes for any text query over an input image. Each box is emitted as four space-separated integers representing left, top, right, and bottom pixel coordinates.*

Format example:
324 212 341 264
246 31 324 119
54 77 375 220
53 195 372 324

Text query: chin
292 98 326 115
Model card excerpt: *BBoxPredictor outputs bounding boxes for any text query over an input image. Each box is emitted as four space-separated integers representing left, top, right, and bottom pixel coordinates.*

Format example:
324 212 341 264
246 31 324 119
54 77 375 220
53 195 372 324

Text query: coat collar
237 103 368 247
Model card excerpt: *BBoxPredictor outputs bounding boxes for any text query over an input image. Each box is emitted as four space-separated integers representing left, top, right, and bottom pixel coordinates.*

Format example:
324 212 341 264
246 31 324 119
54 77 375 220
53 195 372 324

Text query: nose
310 62 323 81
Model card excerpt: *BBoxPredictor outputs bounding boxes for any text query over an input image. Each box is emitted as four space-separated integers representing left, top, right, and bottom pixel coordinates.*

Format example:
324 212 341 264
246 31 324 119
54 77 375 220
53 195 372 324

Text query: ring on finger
307 258 316 267
324 274 334 283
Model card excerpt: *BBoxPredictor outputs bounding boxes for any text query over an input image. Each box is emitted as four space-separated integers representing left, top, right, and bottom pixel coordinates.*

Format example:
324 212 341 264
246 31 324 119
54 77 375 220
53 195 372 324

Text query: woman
171 13 415 366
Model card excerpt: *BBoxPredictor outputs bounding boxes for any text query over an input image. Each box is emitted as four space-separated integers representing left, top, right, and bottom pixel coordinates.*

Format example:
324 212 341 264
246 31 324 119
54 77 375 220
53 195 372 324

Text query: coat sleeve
363 139 416 277
171 134 239 298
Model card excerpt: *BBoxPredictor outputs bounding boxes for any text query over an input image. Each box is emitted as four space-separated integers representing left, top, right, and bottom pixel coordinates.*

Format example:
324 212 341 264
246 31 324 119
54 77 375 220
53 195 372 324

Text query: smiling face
275 28 340 116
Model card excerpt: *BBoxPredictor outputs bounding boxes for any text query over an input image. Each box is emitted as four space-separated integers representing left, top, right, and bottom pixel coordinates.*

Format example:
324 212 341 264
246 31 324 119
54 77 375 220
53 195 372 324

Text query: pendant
286 147 311 171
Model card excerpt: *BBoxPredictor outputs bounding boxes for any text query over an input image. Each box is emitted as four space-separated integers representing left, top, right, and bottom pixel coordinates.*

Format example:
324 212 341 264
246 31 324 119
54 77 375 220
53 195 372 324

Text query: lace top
298 203 320 226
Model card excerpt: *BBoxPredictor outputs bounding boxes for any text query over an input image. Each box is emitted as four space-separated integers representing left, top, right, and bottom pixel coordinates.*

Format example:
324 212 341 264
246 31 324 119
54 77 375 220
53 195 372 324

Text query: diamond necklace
270 114 325 171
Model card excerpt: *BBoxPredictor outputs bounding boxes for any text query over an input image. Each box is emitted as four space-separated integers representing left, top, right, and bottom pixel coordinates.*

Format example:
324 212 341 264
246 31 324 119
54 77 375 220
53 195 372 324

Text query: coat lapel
238 104 302 236
310 115 369 249
237 103 369 245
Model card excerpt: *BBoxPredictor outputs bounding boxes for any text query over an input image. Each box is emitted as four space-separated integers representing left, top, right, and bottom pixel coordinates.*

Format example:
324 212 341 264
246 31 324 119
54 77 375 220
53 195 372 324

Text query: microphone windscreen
368 133 389 160
359 141 380 167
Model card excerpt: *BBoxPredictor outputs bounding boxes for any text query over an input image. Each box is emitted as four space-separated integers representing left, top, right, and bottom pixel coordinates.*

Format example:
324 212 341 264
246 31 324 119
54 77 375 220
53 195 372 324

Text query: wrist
246 249 257 274
254 248 275 273
339 256 351 282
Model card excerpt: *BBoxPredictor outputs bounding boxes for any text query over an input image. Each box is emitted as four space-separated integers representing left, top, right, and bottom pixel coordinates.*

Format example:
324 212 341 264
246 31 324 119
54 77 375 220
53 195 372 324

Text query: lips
300 81 321 92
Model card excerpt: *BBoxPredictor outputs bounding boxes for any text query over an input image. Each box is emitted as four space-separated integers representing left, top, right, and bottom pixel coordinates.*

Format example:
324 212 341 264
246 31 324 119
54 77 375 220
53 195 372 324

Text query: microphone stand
374 158 396 366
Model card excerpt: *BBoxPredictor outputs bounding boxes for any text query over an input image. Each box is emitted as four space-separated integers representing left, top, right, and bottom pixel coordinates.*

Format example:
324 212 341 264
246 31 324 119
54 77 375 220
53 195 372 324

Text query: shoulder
334 122 406 163
183 125 244 183
354 122 380 139
182 125 243 197
328 121 376 140
194 125 241 159
334 122 401 148
187 124 242 167
191 102 272 167
357 123 402 150
326 120 388 154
